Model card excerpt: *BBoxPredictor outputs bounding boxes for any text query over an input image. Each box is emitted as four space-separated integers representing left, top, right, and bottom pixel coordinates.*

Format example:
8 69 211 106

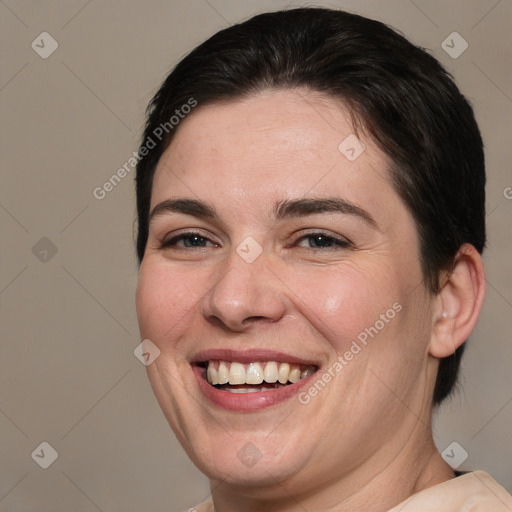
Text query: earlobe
429 244 486 358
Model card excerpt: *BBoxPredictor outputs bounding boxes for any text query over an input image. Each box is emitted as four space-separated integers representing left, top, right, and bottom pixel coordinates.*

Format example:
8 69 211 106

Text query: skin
136 89 486 512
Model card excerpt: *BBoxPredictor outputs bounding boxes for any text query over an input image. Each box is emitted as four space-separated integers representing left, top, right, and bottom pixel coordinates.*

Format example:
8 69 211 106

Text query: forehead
151 89 404 229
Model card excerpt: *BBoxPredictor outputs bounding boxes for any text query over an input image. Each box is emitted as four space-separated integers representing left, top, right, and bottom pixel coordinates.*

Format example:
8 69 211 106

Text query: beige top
190 471 512 512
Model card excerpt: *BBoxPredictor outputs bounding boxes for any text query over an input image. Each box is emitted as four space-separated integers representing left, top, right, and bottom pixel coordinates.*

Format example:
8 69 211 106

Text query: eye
294 232 351 249
160 231 219 249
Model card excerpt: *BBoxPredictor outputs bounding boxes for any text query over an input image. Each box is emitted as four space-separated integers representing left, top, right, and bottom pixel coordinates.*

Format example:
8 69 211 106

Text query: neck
209 429 455 512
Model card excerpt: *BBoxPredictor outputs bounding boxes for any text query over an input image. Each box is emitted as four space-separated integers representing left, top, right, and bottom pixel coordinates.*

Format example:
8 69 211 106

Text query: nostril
243 316 269 324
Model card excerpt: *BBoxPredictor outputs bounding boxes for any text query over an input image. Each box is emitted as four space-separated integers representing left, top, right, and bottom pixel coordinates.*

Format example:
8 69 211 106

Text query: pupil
185 235 204 247
311 235 331 247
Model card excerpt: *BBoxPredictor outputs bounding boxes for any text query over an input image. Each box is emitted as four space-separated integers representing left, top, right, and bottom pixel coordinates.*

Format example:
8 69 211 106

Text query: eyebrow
273 197 378 228
150 198 218 221
149 197 378 229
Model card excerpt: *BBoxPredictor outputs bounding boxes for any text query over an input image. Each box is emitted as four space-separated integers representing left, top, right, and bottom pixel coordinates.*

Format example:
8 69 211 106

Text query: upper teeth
205 361 316 386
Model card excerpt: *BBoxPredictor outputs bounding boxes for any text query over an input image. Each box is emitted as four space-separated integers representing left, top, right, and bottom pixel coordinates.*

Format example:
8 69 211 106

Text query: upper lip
190 348 320 367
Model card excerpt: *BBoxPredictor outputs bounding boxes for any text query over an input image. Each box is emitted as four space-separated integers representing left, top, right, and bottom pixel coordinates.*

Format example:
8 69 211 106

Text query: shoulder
181 498 214 512
388 471 512 511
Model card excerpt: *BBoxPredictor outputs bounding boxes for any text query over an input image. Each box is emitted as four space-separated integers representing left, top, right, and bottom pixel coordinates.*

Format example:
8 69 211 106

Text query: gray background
0 1 510 511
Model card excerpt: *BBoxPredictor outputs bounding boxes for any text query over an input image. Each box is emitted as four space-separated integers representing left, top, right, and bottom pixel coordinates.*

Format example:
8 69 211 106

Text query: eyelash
160 230 352 250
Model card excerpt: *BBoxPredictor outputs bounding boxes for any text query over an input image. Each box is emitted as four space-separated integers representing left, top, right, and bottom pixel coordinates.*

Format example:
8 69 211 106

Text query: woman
134 8 511 511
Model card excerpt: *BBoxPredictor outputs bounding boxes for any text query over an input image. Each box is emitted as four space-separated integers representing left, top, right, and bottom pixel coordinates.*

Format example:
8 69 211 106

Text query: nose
202 247 287 332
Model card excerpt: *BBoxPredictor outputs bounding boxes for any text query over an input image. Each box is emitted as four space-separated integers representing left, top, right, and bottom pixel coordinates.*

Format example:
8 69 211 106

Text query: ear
429 244 486 358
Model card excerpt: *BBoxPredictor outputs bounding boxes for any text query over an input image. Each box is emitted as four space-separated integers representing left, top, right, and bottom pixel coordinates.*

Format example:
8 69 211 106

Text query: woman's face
136 89 437 495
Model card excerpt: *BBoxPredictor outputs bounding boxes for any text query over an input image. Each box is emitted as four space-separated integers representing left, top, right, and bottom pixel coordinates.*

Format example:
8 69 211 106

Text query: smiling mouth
198 360 318 393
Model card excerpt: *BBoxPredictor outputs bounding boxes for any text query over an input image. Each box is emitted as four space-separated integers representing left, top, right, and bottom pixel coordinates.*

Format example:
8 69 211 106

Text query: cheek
300 264 432 400
292 263 401 350
136 259 206 344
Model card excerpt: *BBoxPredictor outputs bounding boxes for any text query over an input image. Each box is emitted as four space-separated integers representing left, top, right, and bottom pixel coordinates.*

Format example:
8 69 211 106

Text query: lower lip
193 365 316 411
